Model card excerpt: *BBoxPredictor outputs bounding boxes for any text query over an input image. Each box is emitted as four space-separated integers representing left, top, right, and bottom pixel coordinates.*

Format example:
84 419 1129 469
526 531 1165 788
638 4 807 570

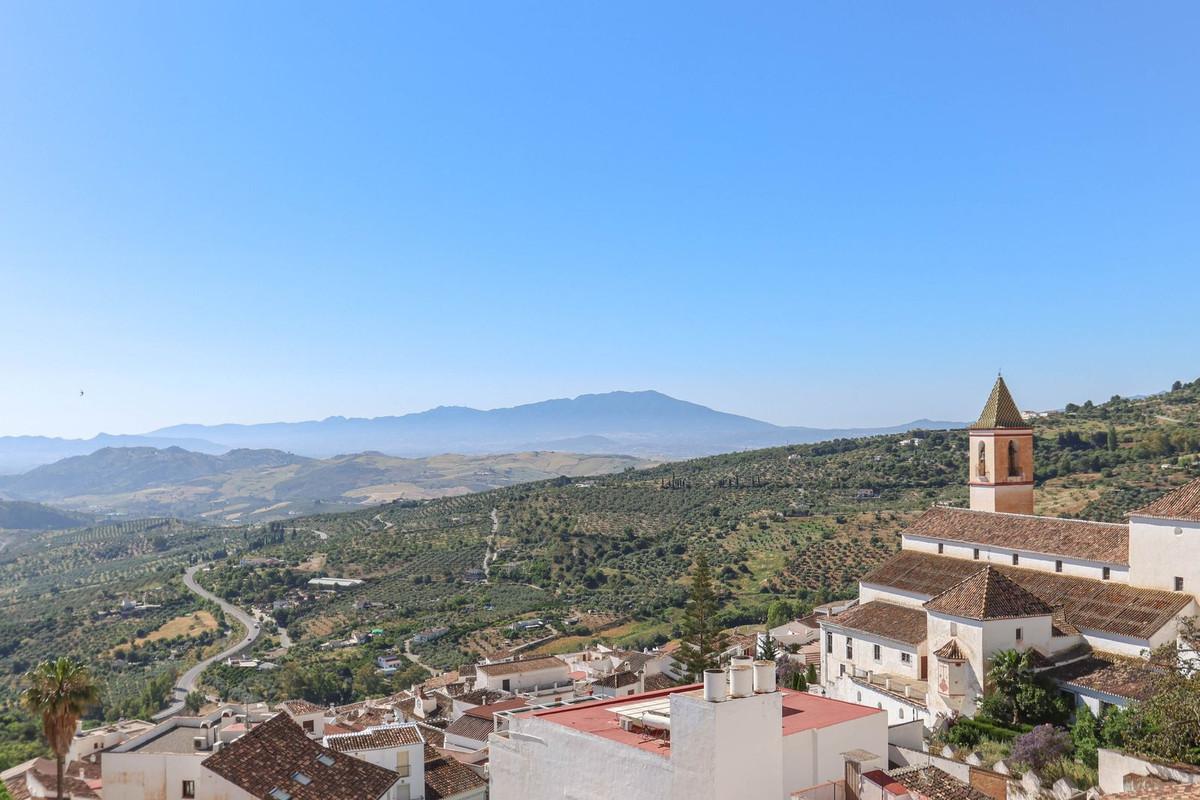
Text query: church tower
968 376 1034 515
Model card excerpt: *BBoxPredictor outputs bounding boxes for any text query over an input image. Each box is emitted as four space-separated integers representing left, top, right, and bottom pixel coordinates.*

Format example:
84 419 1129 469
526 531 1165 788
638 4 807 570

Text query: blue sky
2 3 1198 438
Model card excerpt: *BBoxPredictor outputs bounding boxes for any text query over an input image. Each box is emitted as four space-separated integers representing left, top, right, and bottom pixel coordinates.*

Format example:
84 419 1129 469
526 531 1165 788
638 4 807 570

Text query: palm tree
22 658 99 800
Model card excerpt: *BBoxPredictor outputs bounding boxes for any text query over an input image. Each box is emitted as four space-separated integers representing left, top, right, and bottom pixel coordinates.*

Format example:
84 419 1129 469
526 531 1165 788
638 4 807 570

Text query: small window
317 754 336 767
302 720 314 733
857 691 862 702
839 663 846 676
182 781 196 799
1176 577 1185 592
937 543 944 554
1008 440 1021 477
973 548 980 560
846 638 853 659
1055 560 1063 573
900 652 912 664
291 773 311 786
1016 627 1023 642
950 622 957 636
270 790 292 800
873 644 881 661
1012 553 1019 566
826 632 833 654
1102 567 1111 580
899 708 905 719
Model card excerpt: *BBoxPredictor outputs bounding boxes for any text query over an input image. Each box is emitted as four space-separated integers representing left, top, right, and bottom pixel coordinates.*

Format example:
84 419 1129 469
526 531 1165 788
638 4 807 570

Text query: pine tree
678 553 727 680
758 631 778 661
805 663 818 684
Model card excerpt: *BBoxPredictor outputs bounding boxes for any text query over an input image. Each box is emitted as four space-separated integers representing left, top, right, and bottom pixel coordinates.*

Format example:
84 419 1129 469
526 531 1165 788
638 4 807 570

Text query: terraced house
820 377 1200 727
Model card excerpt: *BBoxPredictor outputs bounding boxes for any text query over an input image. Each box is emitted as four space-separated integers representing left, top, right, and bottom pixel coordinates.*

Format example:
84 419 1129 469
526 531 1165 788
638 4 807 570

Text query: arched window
977 441 987 479
1008 440 1020 477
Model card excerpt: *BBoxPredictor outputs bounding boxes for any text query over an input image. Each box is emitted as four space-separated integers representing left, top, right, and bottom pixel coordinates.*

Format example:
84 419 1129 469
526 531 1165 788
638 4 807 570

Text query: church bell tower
968 376 1034 515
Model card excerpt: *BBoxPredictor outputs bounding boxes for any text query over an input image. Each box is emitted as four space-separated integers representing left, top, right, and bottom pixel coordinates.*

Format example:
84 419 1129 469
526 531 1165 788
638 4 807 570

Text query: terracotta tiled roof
925 566 1053 620
4 759 102 800
863 550 1192 641
279 699 326 716
822 601 928 646
614 650 656 672
891 765 992 800
906 506 1129 564
444 714 494 744
595 670 641 689
324 724 423 752
1132 477 1200 523
415 722 445 747
1046 654 1166 702
1051 606 1080 637
424 747 488 800
201 713 398 800
476 656 567 676
1107 783 1200 798
642 673 678 691
933 639 966 660
971 377 1028 429
462 698 527 719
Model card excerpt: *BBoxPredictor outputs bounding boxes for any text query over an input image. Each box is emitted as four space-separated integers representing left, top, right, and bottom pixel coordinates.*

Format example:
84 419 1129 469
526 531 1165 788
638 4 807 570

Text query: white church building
819 377 1200 728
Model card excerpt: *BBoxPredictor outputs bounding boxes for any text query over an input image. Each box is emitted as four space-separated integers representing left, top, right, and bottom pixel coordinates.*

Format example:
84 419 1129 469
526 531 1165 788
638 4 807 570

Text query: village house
490 660 887 800
819 377 1200 728
473 655 572 695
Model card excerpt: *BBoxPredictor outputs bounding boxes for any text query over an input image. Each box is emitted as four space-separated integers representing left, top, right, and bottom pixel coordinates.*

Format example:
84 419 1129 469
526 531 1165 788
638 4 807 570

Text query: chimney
703 669 728 702
752 661 776 693
729 665 753 698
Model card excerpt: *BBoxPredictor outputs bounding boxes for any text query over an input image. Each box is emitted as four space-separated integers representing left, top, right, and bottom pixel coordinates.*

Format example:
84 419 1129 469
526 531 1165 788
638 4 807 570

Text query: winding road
152 564 261 721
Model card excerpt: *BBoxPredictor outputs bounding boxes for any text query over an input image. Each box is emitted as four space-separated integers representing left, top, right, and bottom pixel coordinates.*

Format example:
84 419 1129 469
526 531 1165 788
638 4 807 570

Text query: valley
1 377 1195 734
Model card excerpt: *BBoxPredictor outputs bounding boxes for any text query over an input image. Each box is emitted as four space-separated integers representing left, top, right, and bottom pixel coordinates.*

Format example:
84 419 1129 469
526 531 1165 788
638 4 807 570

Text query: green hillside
2 377 1197 715
190 377 1200 698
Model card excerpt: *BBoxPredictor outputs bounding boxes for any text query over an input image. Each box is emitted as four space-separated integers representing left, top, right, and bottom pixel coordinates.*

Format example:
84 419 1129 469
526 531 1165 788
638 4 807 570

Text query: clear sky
2 3 1198 438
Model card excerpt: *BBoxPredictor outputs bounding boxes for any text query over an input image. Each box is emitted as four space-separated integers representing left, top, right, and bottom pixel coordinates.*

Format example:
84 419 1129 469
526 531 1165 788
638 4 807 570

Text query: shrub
1071 705 1100 768
1012 724 1072 772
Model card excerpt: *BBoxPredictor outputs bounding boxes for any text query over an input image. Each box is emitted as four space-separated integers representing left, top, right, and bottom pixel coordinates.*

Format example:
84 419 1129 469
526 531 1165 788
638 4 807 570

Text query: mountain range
0 390 963 474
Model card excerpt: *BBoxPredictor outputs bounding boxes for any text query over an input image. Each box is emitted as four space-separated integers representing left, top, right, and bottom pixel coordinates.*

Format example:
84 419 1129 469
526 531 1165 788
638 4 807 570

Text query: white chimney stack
752 661 776 693
703 669 728 702
729 665 753 698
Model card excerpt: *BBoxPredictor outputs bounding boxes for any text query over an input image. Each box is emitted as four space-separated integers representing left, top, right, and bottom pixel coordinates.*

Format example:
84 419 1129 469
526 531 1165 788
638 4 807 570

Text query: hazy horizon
3 3 1198 438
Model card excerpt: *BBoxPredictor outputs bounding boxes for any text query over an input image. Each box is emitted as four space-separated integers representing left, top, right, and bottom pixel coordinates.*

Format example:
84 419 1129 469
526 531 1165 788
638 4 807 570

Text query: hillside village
7 378 1200 800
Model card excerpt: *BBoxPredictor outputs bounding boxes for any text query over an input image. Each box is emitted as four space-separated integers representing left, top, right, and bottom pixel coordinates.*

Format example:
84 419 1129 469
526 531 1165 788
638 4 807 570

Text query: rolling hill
0 500 91 531
0 446 654 521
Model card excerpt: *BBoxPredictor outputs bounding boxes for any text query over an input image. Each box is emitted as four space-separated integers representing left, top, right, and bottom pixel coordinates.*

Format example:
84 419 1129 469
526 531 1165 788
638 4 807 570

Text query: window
182 781 196 799
302 720 314 733
901 652 912 665
317 754 336 767
950 622 957 636
973 548 980 560
857 691 862 702
1102 567 1111 580
1055 560 1063 573
1012 553 1019 566
899 708 905 719
977 441 987 479
1177 577 1185 592
1008 440 1020 477
937 543 944 554
291 773 312 786
1015 627 1023 642
826 632 833 654
839 663 846 676
269 790 292 800
873 644 881 661
396 749 411 778
502 678 511 692
846 637 853 659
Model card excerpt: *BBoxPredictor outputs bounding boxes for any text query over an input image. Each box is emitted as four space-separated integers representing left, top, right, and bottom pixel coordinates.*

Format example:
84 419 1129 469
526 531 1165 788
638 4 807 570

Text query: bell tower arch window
977 441 988 480
1008 440 1020 477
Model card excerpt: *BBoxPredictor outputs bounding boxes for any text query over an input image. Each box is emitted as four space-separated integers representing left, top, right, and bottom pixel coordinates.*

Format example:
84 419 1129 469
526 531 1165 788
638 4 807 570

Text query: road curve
153 564 261 721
